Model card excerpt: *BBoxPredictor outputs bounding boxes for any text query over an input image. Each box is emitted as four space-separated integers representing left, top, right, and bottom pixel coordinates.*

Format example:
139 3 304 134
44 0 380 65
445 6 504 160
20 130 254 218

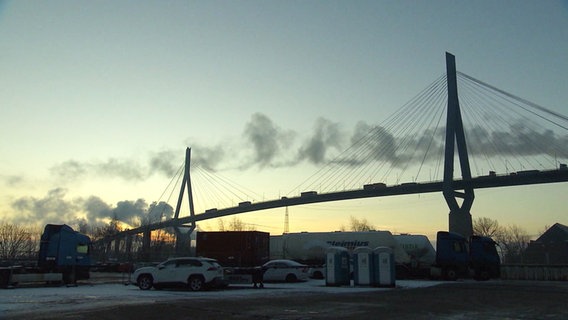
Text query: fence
500 264 568 281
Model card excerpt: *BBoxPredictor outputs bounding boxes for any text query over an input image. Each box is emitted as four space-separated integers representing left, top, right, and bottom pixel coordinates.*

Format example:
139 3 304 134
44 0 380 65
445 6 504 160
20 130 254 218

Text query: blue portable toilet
353 246 373 286
372 246 396 287
325 246 350 286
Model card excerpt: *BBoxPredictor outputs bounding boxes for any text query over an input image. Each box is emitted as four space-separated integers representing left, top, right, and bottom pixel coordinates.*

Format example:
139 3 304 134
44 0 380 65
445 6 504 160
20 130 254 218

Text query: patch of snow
0 279 445 318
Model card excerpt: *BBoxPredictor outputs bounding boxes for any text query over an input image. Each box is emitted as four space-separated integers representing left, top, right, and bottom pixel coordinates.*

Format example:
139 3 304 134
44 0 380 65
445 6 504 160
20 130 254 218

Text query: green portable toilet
353 246 373 286
372 246 396 287
325 246 350 286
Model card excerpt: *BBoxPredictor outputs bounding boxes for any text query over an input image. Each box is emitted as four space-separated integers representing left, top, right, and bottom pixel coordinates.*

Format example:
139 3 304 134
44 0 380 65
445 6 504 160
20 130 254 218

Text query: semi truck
430 231 500 280
0 224 92 287
270 230 500 280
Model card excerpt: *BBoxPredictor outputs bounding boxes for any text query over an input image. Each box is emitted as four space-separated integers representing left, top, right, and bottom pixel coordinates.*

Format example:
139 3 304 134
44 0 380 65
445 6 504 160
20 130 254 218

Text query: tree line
0 216 543 264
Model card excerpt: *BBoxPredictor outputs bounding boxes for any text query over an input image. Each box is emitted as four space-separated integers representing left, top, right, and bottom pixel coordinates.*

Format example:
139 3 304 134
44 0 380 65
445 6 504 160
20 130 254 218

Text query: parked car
132 257 225 291
261 259 309 282
308 266 325 279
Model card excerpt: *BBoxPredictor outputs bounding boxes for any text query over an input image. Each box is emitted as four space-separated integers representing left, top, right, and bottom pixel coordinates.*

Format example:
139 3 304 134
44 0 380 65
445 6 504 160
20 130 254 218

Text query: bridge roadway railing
102 168 568 240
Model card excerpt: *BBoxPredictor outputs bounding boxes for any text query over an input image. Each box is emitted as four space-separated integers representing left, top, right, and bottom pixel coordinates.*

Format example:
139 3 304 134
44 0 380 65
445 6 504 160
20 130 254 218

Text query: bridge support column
141 229 151 261
173 147 196 256
449 209 473 239
113 238 121 259
175 231 192 256
125 234 132 260
105 239 112 259
443 52 474 238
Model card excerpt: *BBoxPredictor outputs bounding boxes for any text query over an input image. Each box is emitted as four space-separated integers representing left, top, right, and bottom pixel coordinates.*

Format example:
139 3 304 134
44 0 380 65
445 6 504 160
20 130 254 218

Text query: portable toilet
353 246 373 286
325 246 350 286
372 246 396 287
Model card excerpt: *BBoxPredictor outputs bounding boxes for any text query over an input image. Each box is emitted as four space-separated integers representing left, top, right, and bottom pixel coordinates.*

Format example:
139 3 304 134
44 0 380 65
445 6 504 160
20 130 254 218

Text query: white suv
132 257 225 291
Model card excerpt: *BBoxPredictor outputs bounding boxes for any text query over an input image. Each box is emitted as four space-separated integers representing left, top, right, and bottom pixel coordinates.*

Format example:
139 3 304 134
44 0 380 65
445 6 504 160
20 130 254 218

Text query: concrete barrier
500 265 568 281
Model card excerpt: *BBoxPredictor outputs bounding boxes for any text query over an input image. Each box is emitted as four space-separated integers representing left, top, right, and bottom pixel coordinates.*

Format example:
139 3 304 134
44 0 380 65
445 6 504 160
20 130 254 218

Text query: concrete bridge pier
125 234 132 260
443 52 474 239
141 229 151 261
175 232 192 256
113 238 121 258
449 209 473 239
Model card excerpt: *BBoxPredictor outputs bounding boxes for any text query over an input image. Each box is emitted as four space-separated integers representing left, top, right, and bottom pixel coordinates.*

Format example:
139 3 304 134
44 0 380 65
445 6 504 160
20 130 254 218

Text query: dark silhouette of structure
525 223 568 264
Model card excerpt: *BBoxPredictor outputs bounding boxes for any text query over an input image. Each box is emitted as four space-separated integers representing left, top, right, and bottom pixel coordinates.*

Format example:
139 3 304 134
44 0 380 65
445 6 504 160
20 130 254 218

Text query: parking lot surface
2 274 568 319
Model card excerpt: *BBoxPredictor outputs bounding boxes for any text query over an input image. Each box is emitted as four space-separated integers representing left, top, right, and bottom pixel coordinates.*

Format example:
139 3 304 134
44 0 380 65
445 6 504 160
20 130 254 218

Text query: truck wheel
63 270 76 285
285 273 297 282
188 276 204 291
0 273 6 287
475 270 490 281
445 268 458 281
138 275 153 290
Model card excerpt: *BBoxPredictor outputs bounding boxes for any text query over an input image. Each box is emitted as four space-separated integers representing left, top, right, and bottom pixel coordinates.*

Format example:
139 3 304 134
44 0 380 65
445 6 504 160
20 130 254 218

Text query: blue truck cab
434 231 500 280
37 224 92 282
469 235 501 280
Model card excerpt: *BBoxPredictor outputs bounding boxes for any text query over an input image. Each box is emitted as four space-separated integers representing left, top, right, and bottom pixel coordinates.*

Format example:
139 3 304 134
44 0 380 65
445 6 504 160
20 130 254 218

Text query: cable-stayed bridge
96 53 568 259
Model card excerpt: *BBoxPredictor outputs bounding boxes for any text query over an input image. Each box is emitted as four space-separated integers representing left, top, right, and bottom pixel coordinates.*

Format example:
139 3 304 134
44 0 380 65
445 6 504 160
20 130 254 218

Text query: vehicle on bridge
363 182 387 190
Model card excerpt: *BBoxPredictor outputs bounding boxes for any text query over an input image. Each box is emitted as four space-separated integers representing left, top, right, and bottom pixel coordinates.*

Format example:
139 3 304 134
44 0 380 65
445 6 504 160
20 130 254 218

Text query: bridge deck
104 168 568 239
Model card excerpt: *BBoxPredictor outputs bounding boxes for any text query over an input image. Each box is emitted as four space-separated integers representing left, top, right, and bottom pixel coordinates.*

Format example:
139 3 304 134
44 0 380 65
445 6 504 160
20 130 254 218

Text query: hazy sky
1 1 567 239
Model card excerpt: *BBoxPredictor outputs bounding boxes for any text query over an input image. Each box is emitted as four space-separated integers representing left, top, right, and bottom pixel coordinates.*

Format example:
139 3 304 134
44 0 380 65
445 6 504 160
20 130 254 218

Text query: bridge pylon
173 147 196 255
443 52 474 238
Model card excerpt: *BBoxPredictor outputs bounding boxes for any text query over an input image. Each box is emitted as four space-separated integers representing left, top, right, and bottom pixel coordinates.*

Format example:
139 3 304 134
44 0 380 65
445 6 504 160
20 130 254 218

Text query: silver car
262 259 310 282
132 257 225 291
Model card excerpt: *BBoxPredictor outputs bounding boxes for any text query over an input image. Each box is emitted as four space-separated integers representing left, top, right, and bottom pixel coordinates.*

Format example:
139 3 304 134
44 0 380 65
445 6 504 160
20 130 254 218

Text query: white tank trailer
392 234 436 277
270 231 436 279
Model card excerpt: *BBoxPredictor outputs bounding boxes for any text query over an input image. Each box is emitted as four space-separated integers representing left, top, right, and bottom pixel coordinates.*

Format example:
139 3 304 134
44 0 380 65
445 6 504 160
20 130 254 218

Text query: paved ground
10 280 568 320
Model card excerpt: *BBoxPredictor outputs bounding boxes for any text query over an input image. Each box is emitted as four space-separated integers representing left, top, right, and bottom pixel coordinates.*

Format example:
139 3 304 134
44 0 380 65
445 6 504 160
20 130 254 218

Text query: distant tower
284 206 289 234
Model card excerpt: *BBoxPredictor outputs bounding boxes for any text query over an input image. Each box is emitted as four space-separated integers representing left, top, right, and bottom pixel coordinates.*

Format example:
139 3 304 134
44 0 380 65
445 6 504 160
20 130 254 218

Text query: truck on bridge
0 224 92 288
270 230 500 280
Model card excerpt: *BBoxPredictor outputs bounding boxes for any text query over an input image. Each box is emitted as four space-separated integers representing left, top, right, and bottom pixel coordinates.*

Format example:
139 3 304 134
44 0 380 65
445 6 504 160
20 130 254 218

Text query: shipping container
196 231 269 267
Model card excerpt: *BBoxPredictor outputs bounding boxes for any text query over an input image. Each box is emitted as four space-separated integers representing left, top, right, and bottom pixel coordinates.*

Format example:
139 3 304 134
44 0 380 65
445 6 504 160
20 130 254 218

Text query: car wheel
444 268 458 281
285 273 297 282
138 275 153 290
188 276 204 291
312 271 324 279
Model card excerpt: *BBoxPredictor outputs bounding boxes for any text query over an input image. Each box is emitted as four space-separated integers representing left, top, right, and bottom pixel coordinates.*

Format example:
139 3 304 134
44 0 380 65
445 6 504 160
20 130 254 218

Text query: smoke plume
7 112 566 229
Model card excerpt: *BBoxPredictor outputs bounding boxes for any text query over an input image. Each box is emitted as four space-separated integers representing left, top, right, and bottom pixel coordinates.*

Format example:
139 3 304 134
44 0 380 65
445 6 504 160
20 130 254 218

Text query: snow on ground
0 276 445 318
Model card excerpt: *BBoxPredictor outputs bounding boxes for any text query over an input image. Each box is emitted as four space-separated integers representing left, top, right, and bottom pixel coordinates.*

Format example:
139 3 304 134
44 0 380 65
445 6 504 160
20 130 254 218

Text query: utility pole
284 206 289 234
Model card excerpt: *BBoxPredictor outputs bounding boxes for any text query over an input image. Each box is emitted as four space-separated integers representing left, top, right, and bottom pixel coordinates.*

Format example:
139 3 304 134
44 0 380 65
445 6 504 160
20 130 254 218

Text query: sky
1 1 567 240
